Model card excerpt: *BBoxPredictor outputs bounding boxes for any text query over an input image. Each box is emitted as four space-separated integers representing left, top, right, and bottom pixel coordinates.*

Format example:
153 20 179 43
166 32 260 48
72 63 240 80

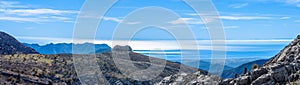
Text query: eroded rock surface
220 35 300 85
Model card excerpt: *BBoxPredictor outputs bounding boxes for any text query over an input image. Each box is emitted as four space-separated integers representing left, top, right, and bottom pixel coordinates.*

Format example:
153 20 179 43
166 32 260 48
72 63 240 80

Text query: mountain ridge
24 43 111 54
0 32 38 55
221 59 269 78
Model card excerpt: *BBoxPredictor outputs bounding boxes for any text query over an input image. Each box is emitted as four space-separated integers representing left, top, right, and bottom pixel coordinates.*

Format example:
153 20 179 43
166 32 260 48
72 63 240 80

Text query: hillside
222 59 269 78
220 35 300 84
0 45 207 84
0 32 38 54
157 35 300 84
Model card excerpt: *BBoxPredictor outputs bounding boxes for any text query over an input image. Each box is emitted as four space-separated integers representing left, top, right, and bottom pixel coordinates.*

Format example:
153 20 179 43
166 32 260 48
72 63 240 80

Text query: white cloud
169 18 203 25
0 15 75 23
259 0 300 7
280 17 291 19
229 3 249 8
219 16 272 20
126 22 141 25
169 18 193 24
0 16 42 22
0 1 28 8
283 0 300 7
169 16 272 25
102 16 122 23
187 13 275 22
3 9 77 16
78 14 141 25
0 1 77 23
102 16 141 25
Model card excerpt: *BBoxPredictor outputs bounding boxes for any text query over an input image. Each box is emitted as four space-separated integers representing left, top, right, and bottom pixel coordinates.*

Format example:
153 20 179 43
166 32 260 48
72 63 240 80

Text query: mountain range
221 59 269 78
24 43 111 54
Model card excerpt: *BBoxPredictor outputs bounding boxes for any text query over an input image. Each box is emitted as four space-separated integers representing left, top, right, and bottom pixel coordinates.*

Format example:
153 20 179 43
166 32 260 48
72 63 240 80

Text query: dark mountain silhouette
221 59 269 78
24 43 111 54
0 32 38 54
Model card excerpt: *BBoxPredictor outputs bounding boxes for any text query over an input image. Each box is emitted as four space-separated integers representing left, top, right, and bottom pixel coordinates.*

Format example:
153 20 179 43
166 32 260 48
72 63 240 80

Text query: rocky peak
112 45 132 52
264 35 300 65
0 31 38 54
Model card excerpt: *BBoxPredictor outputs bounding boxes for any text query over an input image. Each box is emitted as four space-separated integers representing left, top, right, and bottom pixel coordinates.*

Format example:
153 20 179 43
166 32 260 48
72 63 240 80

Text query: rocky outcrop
220 35 300 85
0 32 38 55
155 71 221 85
265 35 300 65
112 45 132 51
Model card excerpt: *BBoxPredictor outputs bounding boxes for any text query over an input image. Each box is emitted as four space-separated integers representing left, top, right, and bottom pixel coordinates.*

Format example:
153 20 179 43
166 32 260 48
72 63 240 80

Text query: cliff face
0 32 38 54
220 35 300 85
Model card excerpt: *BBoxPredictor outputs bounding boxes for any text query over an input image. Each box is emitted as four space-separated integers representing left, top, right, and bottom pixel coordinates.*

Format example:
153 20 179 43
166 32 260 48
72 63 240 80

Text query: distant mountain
221 59 269 78
24 43 111 54
0 32 38 54
178 60 233 74
221 35 300 85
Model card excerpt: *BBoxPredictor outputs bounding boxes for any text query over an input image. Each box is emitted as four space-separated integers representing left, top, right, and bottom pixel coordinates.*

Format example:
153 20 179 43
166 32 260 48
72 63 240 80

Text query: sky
0 0 300 51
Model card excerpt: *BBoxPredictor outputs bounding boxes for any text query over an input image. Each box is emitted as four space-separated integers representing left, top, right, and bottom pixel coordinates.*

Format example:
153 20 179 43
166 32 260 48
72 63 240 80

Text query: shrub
252 64 259 70
234 73 238 78
243 67 247 75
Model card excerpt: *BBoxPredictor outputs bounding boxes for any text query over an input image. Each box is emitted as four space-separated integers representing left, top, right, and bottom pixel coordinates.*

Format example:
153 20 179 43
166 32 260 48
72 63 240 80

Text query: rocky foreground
156 35 300 85
0 51 206 85
219 35 300 85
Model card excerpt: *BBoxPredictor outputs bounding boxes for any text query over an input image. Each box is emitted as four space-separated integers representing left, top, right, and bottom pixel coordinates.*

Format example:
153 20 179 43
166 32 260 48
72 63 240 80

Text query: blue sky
0 0 300 46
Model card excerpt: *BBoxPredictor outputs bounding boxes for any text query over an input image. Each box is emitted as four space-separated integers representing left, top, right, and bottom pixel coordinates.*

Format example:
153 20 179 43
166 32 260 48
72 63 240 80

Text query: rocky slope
220 35 300 85
156 35 300 85
0 47 207 85
155 71 221 85
0 32 38 54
